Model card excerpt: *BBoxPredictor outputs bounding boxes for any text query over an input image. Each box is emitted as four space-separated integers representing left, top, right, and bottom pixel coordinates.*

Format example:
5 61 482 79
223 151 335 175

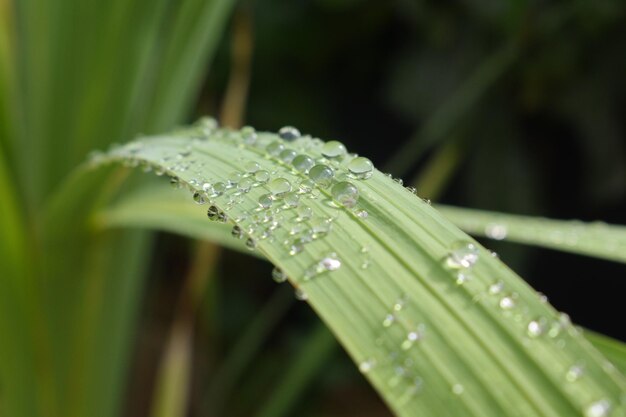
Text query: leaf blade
89 122 626 417
438 205 626 264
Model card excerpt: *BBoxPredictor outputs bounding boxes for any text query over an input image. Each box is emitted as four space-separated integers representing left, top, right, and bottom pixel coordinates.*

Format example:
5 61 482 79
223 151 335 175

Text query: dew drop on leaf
268 178 292 196
254 170 270 184
295 287 308 301
245 237 257 251
488 281 504 295
347 156 374 179
309 164 334 188
258 193 273 209
566 364 584 382
212 182 226 196
359 358 376 373
499 295 516 310
279 149 297 163
193 191 206 205
237 178 253 193
321 140 347 158
382 313 395 327
231 225 243 239
278 126 301 141
207 205 219 220
446 241 479 269
485 223 508 240
272 267 288 283
585 399 611 417
283 192 300 208
355 209 368 218
331 181 359 208
245 161 261 174
292 155 315 173
452 384 464 395
240 126 257 144
527 319 545 338
296 205 313 221
265 140 284 156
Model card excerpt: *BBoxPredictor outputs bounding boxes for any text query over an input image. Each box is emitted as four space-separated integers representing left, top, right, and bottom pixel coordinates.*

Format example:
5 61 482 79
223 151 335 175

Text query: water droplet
283 192 300 208
401 324 425 350
193 191 206 204
279 149 297 163
452 384 464 395
393 296 408 312
566 364 584 382
382 314 395 327
446 241 479 269
228 172 242 187
310 217 332 239
585 399 611 417
231 225 243 239
245 161 261 174
527 318 545 338
268 178 292 196
265 141 284 156
394 178 404 186
321 140 347 158
197 116 218 132
278 126 301 141
488 281 504 295
485 223 508 240
258 193 273 209
240 126 257 144
309 164 334 188
355 209 368 218
245 237 257 250
207 205 219 220
170 177 180 188
288 236 310 255
359 358 376 373
455 272 470 285
304 253 341 280
295 287 308 301
321 253 341 270
331 181 359 208
212 182 226 196
237 178 253 193
499 295 516 310
347 157 374 179
254 170 270 184
405 186 417 194
272 267 288 283
296 205 313 221
292 155 315 173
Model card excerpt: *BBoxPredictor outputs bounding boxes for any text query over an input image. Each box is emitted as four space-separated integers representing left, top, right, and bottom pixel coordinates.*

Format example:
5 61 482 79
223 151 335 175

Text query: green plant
62 120 625 417
1 1 625 417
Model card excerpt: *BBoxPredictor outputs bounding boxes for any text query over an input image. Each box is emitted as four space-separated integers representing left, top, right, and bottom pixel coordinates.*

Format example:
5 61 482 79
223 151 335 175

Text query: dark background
129 1 626 416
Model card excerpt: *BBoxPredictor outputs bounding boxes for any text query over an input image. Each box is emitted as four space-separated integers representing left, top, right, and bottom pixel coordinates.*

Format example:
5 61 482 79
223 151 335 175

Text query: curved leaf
88 119 626 417
437 205 626 264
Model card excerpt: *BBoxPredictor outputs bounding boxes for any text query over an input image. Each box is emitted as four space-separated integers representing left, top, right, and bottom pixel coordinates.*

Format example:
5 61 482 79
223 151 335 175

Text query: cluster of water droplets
107 119 382 299
97 118 622 415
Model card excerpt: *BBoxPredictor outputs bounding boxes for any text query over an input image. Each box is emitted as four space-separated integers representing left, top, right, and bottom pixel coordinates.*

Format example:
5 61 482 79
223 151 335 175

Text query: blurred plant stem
204 287 294 416
150 9 253 417
412 138 464 201
254 325 336 417
384 39 519 177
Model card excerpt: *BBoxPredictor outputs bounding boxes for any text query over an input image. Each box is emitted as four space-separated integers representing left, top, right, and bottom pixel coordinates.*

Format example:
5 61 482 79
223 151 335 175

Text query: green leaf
585 331 626 377
89 120 626 417
96 182 250 254
437 205 626 264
